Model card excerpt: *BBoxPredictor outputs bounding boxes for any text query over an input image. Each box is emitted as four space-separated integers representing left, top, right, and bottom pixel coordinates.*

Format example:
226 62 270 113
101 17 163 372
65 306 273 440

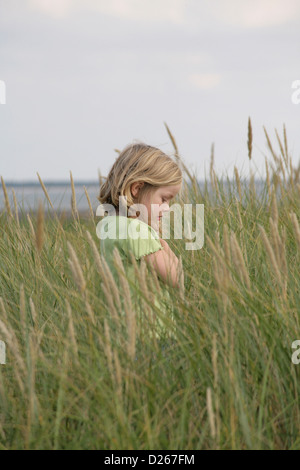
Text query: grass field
0 123 299 450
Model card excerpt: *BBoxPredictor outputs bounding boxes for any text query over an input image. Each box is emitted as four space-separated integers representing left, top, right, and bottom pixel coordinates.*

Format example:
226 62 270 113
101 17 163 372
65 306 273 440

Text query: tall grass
0 124 299 449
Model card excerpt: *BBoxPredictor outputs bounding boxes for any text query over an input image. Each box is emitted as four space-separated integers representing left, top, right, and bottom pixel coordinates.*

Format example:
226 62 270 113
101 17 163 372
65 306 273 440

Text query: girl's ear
130 181 144 198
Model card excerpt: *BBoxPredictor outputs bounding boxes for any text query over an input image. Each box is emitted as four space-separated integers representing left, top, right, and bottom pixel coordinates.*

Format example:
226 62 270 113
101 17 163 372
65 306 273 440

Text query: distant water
0 179 267 214
0 181 101 214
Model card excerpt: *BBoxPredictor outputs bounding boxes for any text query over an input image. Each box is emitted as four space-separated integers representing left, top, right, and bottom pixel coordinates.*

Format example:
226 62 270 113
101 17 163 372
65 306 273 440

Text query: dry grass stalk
212 257 229 309
20 284 26 332
280 226 288 296
113 247 136 360
215 228 220 247
27 214 35 239
1 176 12 218
210 235 230 308
164 122 194 181
35 201 44 253
182 179 189 204
83 186 94 221
68 258 85 295
212 334 220 445
264 127 280 165
146 256 161 294
212 257 221 288
67 241 86 294
206 235 226 269
270 186 279 226
213 171 220 201
129 251 142 285
210 143 215 184
65 300 78 359
277 173 285 200
101 256 122 312
104 319 114 378
36 172 54 209
164 121 181 167
113 248 133 311
235 197 243 232
85 300 96 325
212 333 218 389
290 159 299 188
290 212 300 250
271 169 279 193
86 236 119 320
269 218 288 297
164 121 179 156
259 225 282 285
139 258 156 329
29 297 37 325
26 332 38 439
234 166 242 201
70 171 79 221
113 349 123 399
230 232 250 289
269 218 281 269
278 155 286 183
206 387 216 439
12 188 19 226
98 169 104 188
86 230 102 270
223 224 231 267
250 171 256 201
275 128 288 168
265 159 271 199
139 258 151 302
0 297 8 323
178 255 185 301
247 117 253 160
283 124 289 167
86 231 120 316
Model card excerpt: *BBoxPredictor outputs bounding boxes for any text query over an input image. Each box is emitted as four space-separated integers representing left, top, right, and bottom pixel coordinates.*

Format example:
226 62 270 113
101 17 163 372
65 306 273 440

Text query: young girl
96 142 182 338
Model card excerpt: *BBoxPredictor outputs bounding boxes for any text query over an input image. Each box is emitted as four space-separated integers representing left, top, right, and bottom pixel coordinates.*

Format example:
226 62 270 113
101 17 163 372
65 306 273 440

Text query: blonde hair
98 143 182 210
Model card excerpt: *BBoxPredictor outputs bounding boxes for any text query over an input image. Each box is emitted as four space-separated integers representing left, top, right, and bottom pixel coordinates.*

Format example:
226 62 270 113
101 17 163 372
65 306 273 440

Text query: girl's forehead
157 184 181 195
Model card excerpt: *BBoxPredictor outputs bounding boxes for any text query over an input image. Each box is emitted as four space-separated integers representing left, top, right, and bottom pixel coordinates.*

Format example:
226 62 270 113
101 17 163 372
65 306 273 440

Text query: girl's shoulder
127 217 160 240
96 216 162 261
96 216 159 241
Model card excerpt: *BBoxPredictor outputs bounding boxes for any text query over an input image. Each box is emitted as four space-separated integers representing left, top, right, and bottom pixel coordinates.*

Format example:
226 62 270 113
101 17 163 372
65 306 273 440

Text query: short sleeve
127 218 163 260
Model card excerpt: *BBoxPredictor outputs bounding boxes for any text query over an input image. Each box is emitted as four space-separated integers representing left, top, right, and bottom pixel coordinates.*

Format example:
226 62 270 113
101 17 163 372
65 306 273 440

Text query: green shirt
96 215 175 339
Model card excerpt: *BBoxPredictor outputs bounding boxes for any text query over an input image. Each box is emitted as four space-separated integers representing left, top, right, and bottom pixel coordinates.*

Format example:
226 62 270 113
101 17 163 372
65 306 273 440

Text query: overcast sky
0 0 299 182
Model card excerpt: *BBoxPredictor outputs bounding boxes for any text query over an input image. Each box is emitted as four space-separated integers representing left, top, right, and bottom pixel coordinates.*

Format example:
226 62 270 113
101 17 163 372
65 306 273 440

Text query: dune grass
0 123 299 450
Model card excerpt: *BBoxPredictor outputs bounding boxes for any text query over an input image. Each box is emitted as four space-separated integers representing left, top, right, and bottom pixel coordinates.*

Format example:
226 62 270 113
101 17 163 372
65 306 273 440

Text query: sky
0 0 299 182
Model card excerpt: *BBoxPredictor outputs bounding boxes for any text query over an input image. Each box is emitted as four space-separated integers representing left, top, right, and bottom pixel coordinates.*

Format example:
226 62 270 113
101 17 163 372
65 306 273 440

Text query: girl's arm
159 238 176 257
144 239 179 288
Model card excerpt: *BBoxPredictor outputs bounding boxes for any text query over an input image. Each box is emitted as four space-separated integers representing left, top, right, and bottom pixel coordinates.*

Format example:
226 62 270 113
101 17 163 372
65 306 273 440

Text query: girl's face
134 183 182 231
